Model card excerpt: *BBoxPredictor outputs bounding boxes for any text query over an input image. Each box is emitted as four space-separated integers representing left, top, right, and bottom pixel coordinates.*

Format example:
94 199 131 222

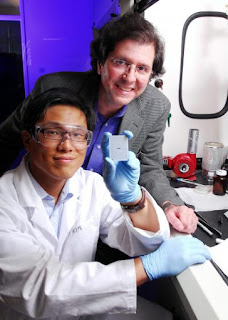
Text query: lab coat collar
14 155 42 209
13 156 86 247
14 155 83 207
52 170 86 255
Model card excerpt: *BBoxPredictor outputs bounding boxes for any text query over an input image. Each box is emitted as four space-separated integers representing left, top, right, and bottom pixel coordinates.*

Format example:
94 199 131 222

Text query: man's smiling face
22 105 88 191
98 39 155 109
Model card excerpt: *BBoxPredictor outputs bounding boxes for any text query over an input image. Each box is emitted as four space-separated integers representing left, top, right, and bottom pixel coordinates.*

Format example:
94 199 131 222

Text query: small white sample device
109 135 129 161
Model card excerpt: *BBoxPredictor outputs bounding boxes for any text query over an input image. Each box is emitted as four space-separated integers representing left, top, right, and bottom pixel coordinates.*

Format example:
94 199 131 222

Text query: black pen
195 212 222 237
173 178 203 187
198 217 222 237
211 259 228 285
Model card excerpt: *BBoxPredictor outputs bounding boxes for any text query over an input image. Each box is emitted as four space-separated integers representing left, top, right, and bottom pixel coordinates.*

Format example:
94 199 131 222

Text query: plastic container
213 169 227 196
202 142 224 178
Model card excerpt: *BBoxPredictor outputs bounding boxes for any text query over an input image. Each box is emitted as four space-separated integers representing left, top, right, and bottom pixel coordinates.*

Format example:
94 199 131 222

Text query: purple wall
1 1 121 98
93 0 120 29
21 0 94 95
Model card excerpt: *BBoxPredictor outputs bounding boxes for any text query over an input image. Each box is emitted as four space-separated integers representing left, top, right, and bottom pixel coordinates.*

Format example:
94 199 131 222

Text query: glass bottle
207 171 214 191
213 170 227 196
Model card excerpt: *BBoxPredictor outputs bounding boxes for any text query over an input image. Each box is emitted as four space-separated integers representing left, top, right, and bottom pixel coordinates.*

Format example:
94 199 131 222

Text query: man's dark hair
22 87 95 134
90 12 165 78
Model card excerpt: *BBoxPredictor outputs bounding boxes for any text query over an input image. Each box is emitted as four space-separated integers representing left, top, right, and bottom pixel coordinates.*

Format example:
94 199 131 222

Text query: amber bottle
213 170 227 196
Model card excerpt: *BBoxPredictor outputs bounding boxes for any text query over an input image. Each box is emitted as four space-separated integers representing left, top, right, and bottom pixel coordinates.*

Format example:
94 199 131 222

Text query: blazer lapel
118 98 144 145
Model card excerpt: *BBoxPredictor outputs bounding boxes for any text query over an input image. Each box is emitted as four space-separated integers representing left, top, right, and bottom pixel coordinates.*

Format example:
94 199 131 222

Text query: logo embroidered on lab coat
73 226 82 233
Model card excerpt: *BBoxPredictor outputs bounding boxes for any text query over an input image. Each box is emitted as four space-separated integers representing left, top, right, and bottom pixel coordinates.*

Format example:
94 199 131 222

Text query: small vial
213 169 227 196
207 171 214 191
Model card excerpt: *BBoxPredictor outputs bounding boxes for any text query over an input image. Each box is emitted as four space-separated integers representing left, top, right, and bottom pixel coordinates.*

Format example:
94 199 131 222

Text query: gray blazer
0 71 183 206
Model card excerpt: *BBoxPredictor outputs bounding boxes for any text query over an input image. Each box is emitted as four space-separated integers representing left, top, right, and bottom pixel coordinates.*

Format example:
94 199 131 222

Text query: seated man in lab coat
0 88 211 320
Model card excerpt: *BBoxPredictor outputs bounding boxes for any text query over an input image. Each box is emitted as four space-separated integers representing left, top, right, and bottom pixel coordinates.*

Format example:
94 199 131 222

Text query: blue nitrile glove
101 131 141 203
140 236 211 280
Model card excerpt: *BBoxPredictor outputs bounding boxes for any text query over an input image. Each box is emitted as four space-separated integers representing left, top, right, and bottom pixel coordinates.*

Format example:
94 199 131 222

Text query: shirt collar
95 102 128 120
25 159 73 202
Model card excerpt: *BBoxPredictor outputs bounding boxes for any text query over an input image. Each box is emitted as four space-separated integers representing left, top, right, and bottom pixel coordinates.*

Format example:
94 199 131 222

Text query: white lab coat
0 158 170 320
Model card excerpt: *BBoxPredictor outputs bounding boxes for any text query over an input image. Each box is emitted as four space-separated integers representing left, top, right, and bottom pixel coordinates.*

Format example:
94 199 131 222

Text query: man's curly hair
90 12 165 78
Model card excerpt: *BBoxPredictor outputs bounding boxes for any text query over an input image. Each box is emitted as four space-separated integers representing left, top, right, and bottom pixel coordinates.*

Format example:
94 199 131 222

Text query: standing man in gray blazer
0 13 198 246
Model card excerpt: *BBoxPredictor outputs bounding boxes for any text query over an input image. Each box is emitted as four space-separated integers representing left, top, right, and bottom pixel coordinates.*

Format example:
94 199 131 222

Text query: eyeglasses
110 57 153 78
34 125 93 149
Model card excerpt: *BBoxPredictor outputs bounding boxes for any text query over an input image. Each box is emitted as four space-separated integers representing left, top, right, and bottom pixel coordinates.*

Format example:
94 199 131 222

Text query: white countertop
177 260 228 320
172 187 228 319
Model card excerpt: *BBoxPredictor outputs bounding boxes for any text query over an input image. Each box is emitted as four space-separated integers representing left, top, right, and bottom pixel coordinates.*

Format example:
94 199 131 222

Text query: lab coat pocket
60 218 99 264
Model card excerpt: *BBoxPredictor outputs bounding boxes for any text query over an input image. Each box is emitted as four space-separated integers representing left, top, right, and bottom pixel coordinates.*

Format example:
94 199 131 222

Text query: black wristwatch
120 188 146 213
161 201 174 211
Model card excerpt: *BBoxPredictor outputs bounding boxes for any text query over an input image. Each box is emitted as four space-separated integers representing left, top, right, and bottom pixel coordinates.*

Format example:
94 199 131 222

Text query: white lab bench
139 189 228 319
176 259 228 320
140 238 228 320
173 188 228 319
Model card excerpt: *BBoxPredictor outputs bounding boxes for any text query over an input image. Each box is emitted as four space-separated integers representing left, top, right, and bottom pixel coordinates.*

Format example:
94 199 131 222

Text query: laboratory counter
139 170 228 320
